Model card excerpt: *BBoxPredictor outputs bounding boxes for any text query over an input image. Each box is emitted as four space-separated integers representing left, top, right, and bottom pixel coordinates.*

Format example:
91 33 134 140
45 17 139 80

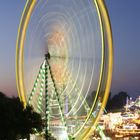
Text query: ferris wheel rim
16 0 113 139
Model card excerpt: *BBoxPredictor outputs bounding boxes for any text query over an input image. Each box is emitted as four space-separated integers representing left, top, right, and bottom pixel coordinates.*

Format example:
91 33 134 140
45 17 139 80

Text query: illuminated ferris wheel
16 0 113 139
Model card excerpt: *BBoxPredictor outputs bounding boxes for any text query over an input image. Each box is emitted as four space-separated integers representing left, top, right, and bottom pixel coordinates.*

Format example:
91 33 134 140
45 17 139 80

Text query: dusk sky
0 0 140 98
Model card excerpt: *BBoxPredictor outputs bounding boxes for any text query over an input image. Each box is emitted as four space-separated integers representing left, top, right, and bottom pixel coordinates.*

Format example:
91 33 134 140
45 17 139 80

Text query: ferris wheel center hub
45 53 51 60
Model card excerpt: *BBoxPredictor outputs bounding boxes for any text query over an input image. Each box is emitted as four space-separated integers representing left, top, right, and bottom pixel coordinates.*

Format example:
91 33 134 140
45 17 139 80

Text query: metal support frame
45 59 49 139
28 53 70 140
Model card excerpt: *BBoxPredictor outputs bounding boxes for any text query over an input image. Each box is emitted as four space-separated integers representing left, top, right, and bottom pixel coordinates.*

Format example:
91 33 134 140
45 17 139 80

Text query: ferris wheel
16 0 113 139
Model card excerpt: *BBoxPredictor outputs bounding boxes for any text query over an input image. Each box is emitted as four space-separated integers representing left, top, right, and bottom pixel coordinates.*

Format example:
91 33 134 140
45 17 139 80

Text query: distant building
98 96 140 138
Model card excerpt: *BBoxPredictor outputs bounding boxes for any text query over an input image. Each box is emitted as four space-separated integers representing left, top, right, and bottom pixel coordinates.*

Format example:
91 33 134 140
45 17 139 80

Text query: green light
37 105 41 109
38 100 42 105
39 97 42 102
46 111 49 114
40 88 43 92
33 87 36 91
42 75 45 79
35 82 37 86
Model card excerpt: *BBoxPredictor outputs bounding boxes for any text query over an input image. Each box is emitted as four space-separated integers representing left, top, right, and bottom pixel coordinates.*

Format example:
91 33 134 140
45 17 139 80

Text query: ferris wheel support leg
37 66 45 113
96 125 107 140
28 63 43 104
45 62 49 139
46 59 70 139
92 101 108 140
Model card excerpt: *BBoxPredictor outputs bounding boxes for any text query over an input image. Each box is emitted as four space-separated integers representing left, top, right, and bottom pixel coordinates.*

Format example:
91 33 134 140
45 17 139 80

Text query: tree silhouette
106 91 130 111
0 92 43 140
111 91 129 109
87 91 96 107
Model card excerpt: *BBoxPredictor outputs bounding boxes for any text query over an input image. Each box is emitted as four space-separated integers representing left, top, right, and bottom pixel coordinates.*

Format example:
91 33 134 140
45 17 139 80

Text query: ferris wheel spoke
64 70 90 116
